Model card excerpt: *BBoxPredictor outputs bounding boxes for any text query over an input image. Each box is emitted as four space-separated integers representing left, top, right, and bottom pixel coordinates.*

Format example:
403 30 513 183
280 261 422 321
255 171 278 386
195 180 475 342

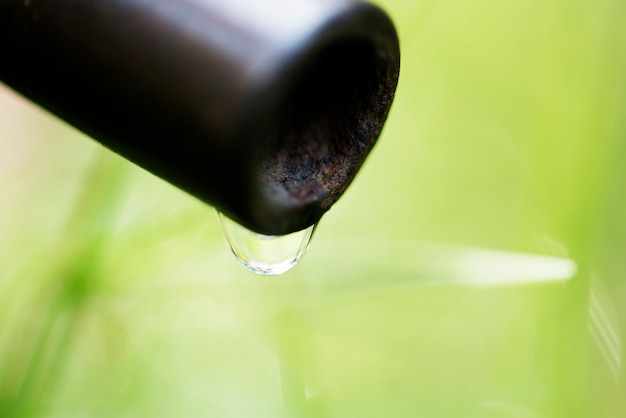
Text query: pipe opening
259 39 381 214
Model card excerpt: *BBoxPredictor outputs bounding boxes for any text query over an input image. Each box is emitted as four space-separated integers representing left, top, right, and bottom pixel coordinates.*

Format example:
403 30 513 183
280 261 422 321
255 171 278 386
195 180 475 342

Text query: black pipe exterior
0 0 400 235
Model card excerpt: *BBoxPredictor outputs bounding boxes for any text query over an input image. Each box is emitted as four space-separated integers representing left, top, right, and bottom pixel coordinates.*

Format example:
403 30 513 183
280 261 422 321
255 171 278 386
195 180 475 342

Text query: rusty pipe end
232 2 401 234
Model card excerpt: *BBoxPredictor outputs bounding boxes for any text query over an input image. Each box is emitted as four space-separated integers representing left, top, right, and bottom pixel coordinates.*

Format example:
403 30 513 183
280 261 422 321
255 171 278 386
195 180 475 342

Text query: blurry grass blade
305 240 577 293
588 275 622 380
447 246 576 285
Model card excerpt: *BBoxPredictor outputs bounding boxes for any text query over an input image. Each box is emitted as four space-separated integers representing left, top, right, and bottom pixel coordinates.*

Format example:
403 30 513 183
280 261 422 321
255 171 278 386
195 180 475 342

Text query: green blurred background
1 0 626 416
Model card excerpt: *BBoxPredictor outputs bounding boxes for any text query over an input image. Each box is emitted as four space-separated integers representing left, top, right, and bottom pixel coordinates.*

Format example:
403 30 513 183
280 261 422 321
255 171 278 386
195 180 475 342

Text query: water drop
216 211 316 276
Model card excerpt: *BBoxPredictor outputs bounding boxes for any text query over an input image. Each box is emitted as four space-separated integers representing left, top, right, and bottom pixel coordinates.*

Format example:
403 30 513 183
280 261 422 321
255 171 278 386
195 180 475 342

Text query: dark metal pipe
0 0 400 235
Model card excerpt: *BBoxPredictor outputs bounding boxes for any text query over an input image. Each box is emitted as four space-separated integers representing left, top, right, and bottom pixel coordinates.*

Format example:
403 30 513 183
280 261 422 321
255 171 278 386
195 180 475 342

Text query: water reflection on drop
216 211 316 276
